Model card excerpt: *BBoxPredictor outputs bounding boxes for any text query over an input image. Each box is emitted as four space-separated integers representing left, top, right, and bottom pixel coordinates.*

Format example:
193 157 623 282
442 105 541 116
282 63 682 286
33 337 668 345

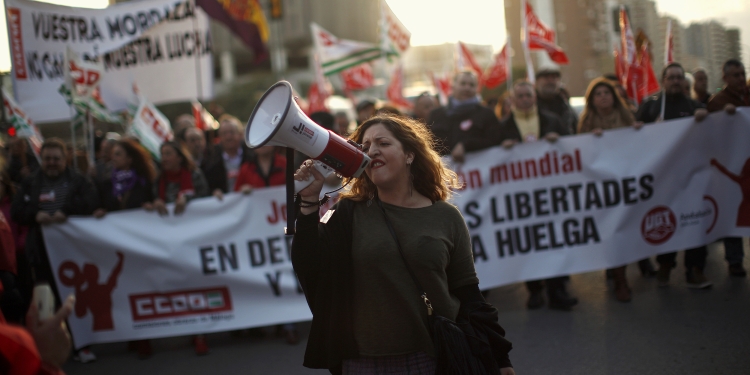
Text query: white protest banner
41 110 750 347
379 0 410 59
450 109 750 289
128 95 173 160
43 189 309 349
5 0 212 123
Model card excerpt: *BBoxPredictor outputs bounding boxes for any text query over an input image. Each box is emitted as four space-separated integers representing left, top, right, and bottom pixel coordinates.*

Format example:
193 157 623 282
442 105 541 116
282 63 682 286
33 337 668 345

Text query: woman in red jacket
233 146 300 344
234 146 286 192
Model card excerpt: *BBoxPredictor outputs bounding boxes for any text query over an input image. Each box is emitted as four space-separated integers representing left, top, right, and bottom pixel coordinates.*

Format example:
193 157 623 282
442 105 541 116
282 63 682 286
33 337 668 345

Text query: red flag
341 63 374 91
306 82 329 114
457 42 485 84
192 101 218 130
524 2 569 64
386 65 412 110
624 45 660 104
640 44 660 97
483 44 509 89
429 72 451 106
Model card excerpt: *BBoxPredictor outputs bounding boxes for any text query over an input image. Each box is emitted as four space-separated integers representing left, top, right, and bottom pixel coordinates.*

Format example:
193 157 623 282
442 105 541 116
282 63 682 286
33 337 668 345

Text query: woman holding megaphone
292 114 515 374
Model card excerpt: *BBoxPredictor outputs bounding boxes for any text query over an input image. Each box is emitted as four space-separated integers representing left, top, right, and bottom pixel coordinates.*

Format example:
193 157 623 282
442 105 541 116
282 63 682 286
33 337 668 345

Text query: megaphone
246 81 370 192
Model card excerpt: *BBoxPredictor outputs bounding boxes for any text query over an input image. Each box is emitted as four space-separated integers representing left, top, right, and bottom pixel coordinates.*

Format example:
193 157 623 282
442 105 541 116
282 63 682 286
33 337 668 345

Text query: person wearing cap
356 100 377 126
535 66 578 135
426 70 502 162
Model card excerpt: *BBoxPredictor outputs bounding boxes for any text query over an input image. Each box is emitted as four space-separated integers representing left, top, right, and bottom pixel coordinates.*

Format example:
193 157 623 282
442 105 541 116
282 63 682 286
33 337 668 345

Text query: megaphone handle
295 160 335 193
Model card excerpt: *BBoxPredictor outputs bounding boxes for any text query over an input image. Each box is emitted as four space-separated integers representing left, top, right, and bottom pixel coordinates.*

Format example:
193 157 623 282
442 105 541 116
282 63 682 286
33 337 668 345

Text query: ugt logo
58 252 124 331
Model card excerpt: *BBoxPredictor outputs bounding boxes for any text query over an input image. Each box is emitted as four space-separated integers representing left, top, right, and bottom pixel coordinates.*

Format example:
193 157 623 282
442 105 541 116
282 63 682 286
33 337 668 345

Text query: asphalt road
63 240 750 375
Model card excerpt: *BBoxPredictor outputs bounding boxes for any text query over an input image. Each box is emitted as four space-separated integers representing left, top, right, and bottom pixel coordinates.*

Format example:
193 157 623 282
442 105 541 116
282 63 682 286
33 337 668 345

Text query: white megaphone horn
245 81 371 192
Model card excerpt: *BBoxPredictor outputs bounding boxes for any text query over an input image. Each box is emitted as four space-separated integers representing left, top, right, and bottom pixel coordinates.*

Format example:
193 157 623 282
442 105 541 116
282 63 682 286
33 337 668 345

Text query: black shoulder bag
376 199 496 375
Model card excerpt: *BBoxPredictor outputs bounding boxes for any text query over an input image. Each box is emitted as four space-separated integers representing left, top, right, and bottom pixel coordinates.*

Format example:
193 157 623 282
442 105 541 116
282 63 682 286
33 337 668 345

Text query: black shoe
526 291 545 309
728 264 747 277
605 269 614 280
547 287 578 310
638 258 657 277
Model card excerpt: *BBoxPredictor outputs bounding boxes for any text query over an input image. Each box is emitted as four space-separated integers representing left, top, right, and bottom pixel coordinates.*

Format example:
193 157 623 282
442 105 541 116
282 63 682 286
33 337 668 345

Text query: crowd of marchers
0 57 748 373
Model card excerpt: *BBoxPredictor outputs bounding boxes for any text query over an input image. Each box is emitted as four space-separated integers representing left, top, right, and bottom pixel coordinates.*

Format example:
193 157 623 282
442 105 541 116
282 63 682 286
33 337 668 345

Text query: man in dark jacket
636 63 713 289
11 139 98 298
707 59 748 278
499 80 576 311
427 70 502 162
201 115 255 196
636 63 708 124
535 67 578 135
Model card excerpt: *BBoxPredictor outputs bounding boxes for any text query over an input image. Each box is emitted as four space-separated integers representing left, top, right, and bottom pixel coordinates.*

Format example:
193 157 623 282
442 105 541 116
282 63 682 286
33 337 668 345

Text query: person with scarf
577 77 653 303
133 142 210 359
426 70 502 162
152 141 209 216
92 139 156 218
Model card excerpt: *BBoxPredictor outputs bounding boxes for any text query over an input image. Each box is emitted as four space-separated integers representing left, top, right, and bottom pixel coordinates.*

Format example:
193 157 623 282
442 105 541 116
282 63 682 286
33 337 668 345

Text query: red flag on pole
484 43 510 89
341 63 375 91
429 71 451 106
640 44 661 98
457 42 485 85
524 1 569 64
306 82 329 114
386 64 412 110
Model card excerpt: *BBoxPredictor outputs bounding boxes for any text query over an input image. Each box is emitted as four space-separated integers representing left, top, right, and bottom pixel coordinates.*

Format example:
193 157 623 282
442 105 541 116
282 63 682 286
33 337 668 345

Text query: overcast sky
1 0 748 71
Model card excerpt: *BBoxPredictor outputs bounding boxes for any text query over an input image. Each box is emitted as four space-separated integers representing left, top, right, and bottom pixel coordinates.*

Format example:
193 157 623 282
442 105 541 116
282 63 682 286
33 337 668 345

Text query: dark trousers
656 246 707 270
723 237 745 265
526 276 567 293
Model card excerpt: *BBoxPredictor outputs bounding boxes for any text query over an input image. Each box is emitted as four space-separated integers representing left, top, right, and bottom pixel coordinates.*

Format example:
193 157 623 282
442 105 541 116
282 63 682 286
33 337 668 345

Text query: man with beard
636 63 711 289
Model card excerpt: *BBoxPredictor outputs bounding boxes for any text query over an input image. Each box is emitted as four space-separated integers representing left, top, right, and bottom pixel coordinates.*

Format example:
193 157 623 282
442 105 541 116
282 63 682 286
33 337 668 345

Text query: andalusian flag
311 23 382 76
197 0 269 62
2 88 43 160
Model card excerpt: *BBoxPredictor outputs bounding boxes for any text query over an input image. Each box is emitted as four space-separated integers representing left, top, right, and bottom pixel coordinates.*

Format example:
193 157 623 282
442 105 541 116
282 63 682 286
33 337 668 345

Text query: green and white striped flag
2 87 44 160
311 23 382 76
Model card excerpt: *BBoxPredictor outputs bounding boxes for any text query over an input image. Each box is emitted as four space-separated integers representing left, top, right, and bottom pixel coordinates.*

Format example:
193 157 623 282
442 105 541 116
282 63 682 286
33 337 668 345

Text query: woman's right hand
152 199 168 216
295 160 326 214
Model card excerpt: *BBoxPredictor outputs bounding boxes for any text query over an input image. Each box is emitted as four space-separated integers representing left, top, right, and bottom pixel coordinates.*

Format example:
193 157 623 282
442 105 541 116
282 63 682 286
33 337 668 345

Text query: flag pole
506 34 512 93
68 104 79 172
192 9 204 101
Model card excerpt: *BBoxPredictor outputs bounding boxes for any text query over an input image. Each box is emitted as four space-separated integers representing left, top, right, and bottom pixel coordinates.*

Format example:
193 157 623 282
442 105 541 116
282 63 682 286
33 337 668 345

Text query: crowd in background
0 56 748 372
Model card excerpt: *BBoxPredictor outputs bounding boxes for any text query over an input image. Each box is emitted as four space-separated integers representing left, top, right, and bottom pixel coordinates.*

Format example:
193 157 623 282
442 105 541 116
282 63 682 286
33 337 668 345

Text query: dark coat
427 103 502 156
636 92 704 123
11 169 98 267
98 176 155 212
537 93 579 135
498 109 570 143
292 199 512 373
706 86 750 113
200 144 255 193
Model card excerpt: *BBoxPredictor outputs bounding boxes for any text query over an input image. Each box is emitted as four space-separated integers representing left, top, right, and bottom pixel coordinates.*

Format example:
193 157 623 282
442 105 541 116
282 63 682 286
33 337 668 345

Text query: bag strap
376 198 434 316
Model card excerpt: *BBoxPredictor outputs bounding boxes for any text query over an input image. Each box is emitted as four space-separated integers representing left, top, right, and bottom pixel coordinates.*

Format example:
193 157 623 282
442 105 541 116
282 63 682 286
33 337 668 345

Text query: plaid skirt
342 351 437 375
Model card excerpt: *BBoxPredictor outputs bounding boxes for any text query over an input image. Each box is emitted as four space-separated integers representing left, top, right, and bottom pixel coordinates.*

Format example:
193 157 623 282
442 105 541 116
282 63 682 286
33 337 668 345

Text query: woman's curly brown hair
340 114 461 202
